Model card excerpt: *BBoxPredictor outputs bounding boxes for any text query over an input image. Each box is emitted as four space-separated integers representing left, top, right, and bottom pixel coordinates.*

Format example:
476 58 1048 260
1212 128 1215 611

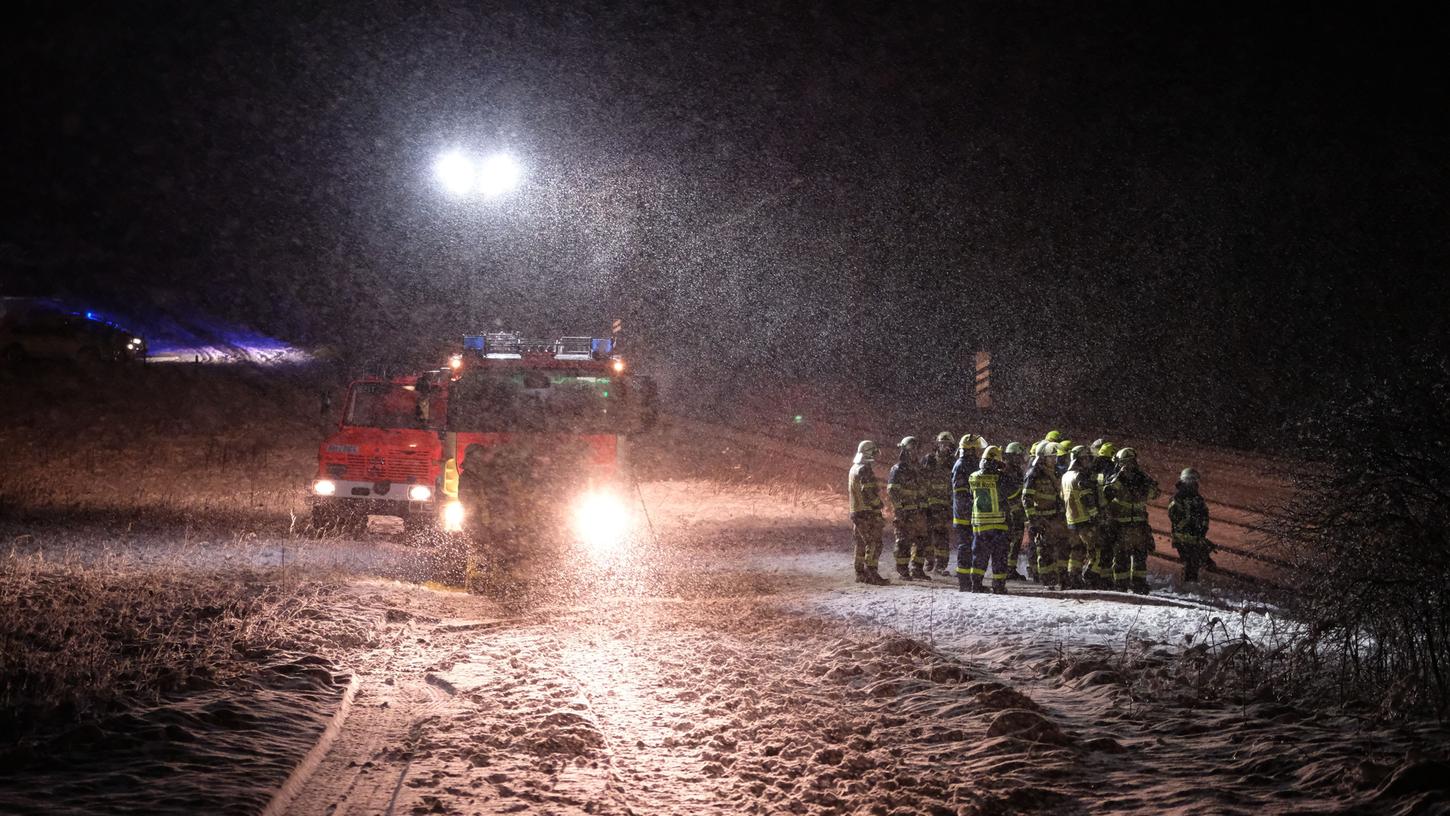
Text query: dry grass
0 558 374 740
0 365 322 534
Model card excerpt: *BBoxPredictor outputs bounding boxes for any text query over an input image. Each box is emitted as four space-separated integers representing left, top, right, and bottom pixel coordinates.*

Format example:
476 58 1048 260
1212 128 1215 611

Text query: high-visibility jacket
920 450 953 511
1021 462 1062 520
1105 467 1160 525
849 462 884 516
887 460 926 516
1061 467 1100 528
951 454 975 526
968 464 1010 532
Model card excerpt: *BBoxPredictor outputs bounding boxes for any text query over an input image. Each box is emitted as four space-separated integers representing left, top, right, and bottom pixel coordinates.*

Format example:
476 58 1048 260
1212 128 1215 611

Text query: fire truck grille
343 453 431 481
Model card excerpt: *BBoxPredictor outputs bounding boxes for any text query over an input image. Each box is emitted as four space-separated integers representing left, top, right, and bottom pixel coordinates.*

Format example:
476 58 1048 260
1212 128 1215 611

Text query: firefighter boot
934 563 952 578
897 565 916 581
867 566 891 585
854 564 868 584
992 578 1008 595
1007 568 1026 581
1131 577 1151 595
972 574 987 593
910 564 930 581
957 573 972 592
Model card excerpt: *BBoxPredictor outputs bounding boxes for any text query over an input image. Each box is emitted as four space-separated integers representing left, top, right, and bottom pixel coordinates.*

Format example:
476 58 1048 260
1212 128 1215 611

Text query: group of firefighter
847 431 1213 594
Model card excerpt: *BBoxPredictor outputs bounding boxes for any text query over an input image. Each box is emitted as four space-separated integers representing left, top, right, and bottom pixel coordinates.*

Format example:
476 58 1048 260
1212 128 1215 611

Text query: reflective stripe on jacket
887 462 926 515
920 451 953 509
1106 468 1160 524
1061 468 1099 528
951 455 975 526
1021 463 1061 519
968 468 1010 532
849 462 884 515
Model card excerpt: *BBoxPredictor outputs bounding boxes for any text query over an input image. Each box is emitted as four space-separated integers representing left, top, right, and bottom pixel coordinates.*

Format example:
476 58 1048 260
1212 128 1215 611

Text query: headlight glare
572 490 632 562
314 479 337 496
408 485 432 502
442 500 465 532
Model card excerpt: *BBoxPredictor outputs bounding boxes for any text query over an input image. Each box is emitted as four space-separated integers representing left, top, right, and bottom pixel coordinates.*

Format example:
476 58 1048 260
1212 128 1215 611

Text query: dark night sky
3 1 1448 440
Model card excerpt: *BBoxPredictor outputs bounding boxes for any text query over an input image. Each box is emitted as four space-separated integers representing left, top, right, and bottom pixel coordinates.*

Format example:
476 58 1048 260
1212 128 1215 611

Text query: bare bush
1267 356 1450 717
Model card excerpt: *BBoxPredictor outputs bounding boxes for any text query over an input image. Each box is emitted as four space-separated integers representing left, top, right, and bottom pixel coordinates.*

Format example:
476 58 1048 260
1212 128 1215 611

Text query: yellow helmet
935 431 954 445
1034 440 1058 458
1045 430 1063 443
958 433 982 453
1097 441 1117 459
1056 440 1073 457
1114 447 1137 464
982 445 1004 463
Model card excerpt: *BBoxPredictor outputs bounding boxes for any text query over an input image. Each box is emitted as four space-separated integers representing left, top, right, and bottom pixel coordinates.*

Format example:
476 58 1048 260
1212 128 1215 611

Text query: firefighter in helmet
962 445 1013 593
1104 447 1160 593
920 431 956 575
1022 441 1069 589
888 436 931 580
1002 442 1030 581
1088 440 1120 587
1054 439 1073 478
1060 444 1101 590
848 441 890 585
950 433 981 588
1168 467 1212 582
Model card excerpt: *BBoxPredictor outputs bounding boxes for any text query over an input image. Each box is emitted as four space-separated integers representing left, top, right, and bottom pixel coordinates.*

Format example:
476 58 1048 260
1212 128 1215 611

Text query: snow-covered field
2 373 1447 815
6 478 1448 815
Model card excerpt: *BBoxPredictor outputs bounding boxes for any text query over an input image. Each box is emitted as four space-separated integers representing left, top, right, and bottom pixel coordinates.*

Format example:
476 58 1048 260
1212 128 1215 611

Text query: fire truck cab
438 332 656 552
310 369 450 535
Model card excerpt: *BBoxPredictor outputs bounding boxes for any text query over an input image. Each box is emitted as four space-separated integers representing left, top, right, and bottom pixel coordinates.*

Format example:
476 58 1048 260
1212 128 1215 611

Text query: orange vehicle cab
311 369 451 534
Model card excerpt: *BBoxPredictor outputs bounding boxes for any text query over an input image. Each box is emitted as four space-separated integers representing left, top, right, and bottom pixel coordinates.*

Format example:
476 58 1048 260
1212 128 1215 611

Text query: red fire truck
437 332 655 555
310 369 451 536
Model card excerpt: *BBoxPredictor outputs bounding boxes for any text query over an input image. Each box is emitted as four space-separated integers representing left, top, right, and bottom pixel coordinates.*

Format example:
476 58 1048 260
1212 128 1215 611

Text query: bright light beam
434 151 475 196
475 152 522 198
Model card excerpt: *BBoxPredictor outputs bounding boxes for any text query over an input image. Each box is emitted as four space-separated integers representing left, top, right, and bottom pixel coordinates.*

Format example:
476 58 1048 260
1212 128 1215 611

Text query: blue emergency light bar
462 332 616 360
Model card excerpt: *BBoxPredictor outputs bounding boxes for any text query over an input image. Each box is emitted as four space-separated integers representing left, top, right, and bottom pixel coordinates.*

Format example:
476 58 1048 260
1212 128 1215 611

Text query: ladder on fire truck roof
462 331 616 361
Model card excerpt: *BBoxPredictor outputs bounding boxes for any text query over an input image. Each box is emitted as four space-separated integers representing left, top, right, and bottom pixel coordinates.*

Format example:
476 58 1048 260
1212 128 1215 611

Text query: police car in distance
0 298 146 366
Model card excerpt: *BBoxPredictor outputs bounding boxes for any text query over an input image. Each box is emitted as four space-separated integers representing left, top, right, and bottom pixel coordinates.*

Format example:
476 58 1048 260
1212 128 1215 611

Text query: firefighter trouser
893 511 929 569
953 523 974 578
1007 512 1027 576
924 508 952 570
852 513 885 573
1113 523 1152 586
968 529 1011 586
1030 516 1069 583
1173 533 1210 581
1066 523 1096 579
1090 520 1117 581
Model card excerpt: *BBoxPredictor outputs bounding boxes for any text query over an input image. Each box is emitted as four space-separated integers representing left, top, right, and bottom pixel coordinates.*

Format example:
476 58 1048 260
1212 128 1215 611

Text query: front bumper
313 479 435 515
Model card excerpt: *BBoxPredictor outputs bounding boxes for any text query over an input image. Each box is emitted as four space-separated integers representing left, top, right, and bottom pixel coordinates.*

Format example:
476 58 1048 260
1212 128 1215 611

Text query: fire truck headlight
408 485 433 502
314 479 337 496
572 491 632 562
442 500 465 532
449 353 463 370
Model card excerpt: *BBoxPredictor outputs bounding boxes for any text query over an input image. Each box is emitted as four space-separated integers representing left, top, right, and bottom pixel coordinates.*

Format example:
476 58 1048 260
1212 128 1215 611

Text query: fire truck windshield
447 371 621 434
345 383 439 430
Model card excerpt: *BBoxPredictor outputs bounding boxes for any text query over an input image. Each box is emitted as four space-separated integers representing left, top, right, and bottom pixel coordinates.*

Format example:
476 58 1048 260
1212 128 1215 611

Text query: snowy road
262 480 1445 816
